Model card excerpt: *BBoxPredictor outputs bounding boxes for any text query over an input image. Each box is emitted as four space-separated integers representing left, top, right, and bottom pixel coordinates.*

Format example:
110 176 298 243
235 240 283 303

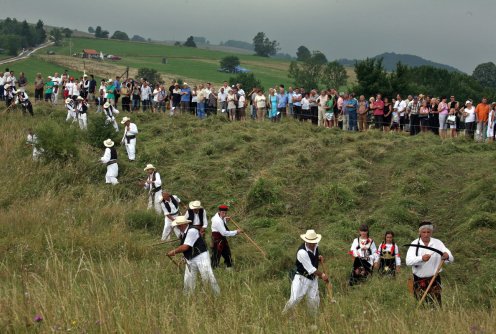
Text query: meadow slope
0 105 495 333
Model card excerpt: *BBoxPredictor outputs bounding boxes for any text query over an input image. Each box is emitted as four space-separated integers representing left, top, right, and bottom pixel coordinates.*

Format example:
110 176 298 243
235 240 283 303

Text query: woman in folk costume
99 139 118 185
349 224 377 286
103 101 119 132
374 231 401 276
283 229 329 315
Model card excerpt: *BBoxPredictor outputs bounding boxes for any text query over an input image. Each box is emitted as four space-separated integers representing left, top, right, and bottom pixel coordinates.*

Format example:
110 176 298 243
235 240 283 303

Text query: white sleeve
173 195 180 204
202 210 208 228
100 148 110 163
406 243 424 266
128 123 138 135
153 172 162 188
439 241 454 264
212 216 237 237
183 229 200 247
350 239 359 257
296 249 317 275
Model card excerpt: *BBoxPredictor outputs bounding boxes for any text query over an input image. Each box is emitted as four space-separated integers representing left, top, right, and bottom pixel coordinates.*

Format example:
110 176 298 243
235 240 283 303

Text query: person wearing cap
463 100 476 139
103 102 119 132
65 97 77 122
406 222 453 305
99 139 118 185
143 164 163 214
106 79 116 106
160 192 181 241
349 224 377 286
75 96 88 130
185 201 208 233
210 205 242 269
167 216 220 295
14 90 34 116
120 117 138 161
282 229 329 314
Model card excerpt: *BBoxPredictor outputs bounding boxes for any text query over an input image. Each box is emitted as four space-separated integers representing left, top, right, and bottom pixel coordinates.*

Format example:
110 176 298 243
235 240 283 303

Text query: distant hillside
338 52 462 73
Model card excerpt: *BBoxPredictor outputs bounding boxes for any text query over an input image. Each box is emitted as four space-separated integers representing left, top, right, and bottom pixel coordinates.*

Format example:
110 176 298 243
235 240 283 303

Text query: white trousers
105 163 119 185
282 274 320 314
78 114 88 130
184 252 220 295
318 107 326 127
161 216 179 241
106 117 119 132
147 191 162 214
125 138 136 160
66 111 76 122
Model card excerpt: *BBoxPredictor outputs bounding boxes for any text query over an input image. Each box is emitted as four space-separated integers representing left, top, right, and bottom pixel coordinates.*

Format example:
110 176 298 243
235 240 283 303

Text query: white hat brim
300 234 322 244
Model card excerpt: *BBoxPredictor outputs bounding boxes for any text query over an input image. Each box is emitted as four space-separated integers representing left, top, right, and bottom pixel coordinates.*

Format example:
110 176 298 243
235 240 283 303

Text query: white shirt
66 102 75 113
152 88 160 102
0 76 4 85
238 95 246 108
301 97 310 110
296 244 318 275
66 82 74 96
237 88 245 96
185 209 208 228
464 107 476 123
100 148 113 164
375 243 401 266
406 237 453 278
144 171 161 192
124 123 138 137
394 100 407 116
292 93 302 107
218 91 227 102
182 226 200 247
141 86 152 100
254 94 266 108
161 195 180 216
350 238 378 266
211 212 237 237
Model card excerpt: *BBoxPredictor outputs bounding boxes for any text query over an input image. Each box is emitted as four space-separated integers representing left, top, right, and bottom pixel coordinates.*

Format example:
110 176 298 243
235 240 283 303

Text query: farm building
82 49 99 59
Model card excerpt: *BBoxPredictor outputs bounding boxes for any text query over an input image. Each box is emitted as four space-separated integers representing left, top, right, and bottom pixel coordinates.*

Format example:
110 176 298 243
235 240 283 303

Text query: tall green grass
0 105 495 333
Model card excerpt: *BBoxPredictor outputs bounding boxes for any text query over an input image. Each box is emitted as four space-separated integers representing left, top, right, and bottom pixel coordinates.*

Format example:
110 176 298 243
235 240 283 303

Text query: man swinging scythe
405 221 454 307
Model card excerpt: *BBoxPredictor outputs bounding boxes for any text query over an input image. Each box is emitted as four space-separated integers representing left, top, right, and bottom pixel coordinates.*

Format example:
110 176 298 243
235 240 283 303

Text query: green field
0 104 495 333
20 37 354 89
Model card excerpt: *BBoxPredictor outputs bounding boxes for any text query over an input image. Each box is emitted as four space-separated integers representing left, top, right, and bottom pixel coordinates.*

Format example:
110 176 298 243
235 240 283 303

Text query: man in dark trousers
210 205 242 269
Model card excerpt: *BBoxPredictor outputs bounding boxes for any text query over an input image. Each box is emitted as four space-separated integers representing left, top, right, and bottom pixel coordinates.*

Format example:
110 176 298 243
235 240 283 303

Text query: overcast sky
2 0 494 73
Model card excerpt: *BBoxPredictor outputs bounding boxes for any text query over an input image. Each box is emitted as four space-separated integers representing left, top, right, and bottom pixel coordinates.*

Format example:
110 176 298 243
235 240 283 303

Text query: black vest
181 227 207 260
162 196 179 213
110 147 117 160
295 243 319 280
187 208 204 226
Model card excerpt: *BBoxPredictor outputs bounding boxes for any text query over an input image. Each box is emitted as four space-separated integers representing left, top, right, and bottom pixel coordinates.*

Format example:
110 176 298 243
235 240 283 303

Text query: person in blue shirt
180 83 191 113
276 85 288 121
114 76 122 105
346 93 359 131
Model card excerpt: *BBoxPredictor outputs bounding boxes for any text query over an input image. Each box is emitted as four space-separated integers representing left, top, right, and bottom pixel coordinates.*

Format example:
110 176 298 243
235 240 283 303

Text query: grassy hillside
23 37 356 89
1 105 495 333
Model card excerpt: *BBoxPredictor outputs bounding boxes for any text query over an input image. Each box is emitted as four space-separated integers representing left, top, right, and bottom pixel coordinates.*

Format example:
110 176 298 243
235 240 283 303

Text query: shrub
86 114 119 148
36 120 80 161
247 178 279 208
125 210 162 231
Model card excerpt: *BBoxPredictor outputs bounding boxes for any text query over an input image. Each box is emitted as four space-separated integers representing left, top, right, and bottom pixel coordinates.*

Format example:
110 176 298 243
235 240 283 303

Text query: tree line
0 18 46 55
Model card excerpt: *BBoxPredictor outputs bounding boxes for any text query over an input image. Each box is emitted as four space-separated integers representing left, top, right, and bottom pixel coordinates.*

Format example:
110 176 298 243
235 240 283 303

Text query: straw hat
103 102 110 108
76 96 84 101
4 84 10 89
189 200 202 210
300 229 322 244
107 79 113 83
143 164 156 171
121 116 131 124
171 216 192 227
103 139 114 148
65 98 72 104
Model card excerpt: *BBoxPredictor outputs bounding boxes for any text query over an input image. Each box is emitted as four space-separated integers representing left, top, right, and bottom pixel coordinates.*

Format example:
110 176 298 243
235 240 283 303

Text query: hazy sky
2 0 494 73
